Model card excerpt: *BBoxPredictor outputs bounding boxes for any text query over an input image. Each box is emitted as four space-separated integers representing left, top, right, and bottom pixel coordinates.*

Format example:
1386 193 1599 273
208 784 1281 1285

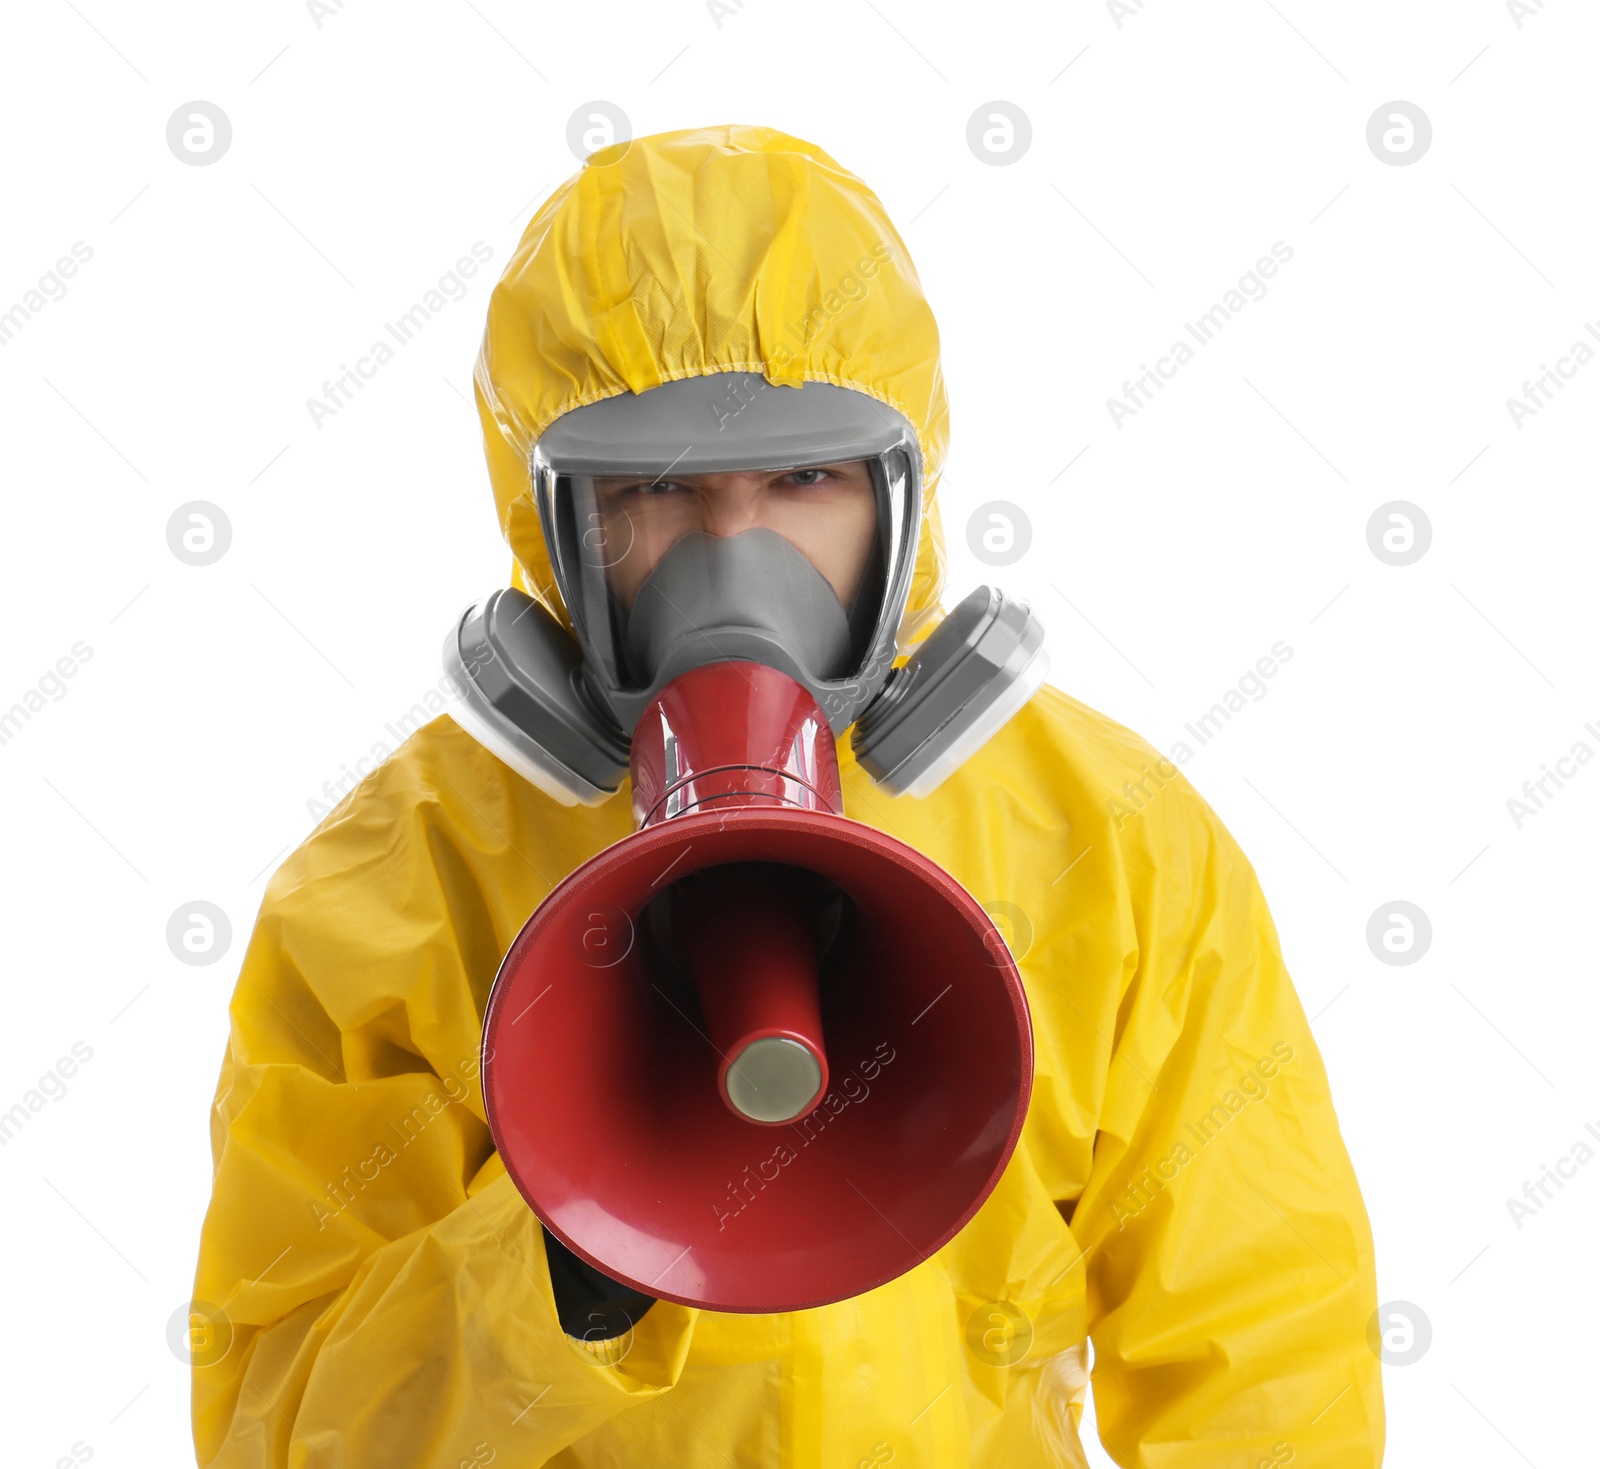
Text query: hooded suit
192 126 1383 1468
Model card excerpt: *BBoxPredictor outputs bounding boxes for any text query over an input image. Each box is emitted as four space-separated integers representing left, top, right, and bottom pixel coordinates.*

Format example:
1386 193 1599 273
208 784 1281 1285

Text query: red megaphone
482 660 1033 1314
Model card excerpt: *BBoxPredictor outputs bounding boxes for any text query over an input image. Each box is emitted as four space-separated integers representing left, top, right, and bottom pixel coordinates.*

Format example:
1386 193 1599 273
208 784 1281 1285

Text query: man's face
590 460 879 611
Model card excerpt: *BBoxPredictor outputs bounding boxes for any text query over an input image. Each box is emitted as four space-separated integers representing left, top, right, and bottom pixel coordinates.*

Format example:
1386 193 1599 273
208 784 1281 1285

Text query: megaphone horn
482 660 1034 1314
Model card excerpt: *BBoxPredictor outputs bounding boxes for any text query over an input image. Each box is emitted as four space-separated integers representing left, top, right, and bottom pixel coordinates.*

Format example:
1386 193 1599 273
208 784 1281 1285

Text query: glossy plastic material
631 660 843 826
483 658 1033 1311
676 864 830 1125
481 803 1033 1313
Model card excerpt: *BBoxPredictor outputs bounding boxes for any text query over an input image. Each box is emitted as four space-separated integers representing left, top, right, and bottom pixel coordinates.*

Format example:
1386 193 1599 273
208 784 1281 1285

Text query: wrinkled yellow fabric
193 127 1383 1467
473 125 947 648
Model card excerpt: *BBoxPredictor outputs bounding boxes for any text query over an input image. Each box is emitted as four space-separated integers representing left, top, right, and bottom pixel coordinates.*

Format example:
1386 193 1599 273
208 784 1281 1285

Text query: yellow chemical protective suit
192 127 1384 1468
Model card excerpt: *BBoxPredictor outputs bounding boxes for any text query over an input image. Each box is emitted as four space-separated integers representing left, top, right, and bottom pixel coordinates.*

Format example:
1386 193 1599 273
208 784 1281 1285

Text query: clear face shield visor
533 378 923 731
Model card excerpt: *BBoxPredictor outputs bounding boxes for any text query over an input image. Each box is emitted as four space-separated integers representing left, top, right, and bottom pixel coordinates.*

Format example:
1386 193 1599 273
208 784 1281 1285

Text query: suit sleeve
1067 794 1384 1467
190 779 695 1468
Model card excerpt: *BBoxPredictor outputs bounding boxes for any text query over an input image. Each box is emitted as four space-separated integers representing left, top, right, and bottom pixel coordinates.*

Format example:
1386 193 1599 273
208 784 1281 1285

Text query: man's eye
783 469 832 486
631 480 687 495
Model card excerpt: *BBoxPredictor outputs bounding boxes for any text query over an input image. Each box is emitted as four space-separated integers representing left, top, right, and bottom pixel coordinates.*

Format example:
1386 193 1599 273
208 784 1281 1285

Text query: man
192 125 1383 1467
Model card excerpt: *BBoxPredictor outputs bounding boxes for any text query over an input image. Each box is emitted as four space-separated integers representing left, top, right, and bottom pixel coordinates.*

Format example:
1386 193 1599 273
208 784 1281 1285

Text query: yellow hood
473 124 948 643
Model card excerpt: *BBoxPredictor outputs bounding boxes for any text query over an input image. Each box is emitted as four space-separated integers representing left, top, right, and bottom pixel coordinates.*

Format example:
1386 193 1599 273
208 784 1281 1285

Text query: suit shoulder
286 715 502 872
267 712 627 907
992 684 1229 857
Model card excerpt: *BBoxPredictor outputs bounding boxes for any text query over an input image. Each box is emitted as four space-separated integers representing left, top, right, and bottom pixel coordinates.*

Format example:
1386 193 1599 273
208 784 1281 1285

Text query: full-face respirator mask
445 373 1048 805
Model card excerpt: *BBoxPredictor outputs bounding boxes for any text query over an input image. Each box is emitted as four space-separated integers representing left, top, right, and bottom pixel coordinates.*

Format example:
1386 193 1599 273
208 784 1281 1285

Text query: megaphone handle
542 1224 655 1342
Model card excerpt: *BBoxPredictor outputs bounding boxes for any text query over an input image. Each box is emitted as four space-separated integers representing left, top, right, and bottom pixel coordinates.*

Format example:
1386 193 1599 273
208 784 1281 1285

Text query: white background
2 1 1595 1464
